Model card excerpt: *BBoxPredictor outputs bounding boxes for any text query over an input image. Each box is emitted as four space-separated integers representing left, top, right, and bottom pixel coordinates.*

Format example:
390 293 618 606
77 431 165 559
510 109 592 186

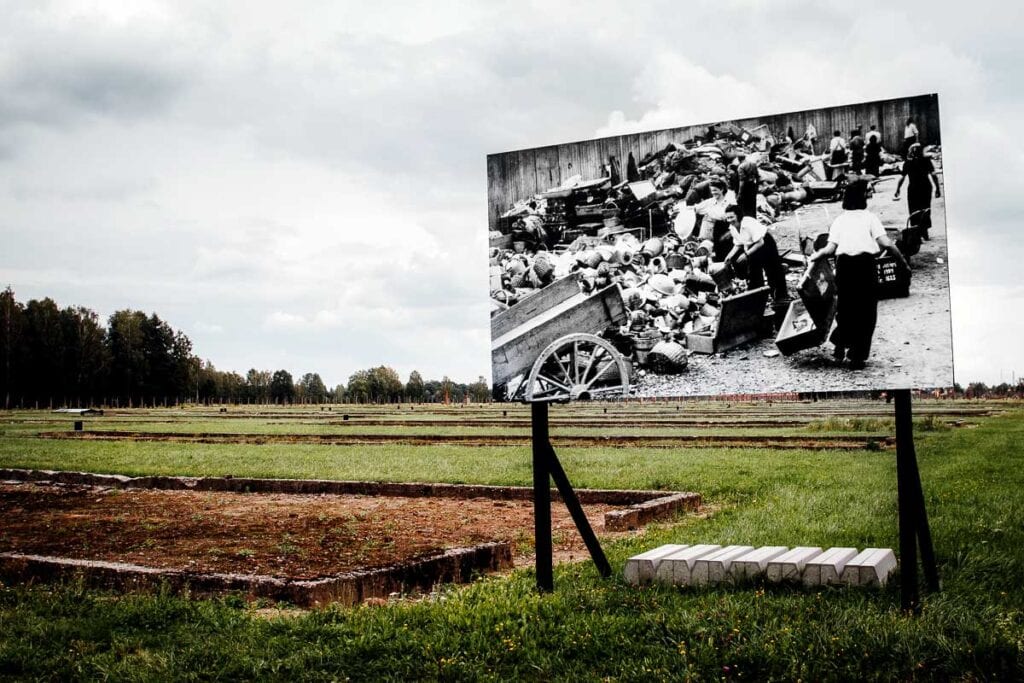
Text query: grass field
1 400 1023 680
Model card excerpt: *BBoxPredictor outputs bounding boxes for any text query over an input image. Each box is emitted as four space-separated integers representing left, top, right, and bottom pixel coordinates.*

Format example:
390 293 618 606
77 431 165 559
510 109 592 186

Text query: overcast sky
1 1 1022 388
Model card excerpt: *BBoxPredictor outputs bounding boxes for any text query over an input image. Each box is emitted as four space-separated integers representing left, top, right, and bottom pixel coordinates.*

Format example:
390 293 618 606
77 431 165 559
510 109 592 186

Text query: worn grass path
1 409 1022 679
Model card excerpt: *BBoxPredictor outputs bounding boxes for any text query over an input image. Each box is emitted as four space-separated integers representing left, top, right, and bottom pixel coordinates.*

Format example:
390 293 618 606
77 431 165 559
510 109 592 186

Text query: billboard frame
528 390 939 612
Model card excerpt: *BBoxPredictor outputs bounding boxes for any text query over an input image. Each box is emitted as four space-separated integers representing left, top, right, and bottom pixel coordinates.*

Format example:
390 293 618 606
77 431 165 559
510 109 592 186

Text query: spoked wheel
524 333 630 402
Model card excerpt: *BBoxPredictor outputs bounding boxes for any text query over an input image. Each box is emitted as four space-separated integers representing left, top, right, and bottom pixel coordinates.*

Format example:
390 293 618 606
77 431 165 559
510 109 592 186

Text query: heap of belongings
488 123 867 374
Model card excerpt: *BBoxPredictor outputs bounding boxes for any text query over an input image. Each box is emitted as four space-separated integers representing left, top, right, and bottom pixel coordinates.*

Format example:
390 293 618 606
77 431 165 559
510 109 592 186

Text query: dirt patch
0 482 628 579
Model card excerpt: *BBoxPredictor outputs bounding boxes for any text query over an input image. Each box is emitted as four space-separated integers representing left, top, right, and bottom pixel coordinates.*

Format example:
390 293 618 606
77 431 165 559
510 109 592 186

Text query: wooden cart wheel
524 333 630 402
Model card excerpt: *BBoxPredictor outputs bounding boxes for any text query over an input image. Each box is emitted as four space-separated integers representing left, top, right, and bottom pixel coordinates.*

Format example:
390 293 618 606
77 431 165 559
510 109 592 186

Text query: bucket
633 333 660 366
666 252 688 270
709 262 734 289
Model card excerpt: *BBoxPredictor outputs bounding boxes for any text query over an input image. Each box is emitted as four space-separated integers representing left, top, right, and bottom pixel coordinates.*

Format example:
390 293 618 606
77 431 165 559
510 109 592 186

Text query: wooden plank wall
487 94 940 229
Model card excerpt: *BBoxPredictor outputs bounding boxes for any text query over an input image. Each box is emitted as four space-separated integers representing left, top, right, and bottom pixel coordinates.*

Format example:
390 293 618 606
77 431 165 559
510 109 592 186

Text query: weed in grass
916 414 951 432
126 538 154 552
513 530 533 556
806 416 894 432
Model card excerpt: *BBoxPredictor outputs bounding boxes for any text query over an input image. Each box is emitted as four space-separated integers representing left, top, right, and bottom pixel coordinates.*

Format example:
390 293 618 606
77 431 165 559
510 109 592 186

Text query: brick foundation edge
0 543 513 608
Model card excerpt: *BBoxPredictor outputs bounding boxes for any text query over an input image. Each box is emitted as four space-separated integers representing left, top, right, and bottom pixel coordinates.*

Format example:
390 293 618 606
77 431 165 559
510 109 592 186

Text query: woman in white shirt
825 130 848 180
722 206 788 303
694 179 734 247
807 180 910 369
902 117 919 158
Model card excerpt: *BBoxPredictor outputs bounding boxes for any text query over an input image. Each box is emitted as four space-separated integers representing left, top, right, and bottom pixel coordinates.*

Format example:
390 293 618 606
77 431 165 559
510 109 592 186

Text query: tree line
0 288 489 408
955 382 1024 399
343 367 490 404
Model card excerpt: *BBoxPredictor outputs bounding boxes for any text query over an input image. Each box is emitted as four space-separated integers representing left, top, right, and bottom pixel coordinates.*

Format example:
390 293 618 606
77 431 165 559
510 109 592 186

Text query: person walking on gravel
894 143 941 241
806 180 910 370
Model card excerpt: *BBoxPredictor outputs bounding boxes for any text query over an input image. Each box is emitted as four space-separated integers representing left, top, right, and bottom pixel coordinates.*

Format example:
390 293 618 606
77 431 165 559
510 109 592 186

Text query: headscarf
907 142 923 159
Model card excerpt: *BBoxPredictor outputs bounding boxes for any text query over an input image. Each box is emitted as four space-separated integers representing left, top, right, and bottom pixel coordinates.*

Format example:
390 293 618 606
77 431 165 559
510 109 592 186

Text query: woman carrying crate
806 180 910 370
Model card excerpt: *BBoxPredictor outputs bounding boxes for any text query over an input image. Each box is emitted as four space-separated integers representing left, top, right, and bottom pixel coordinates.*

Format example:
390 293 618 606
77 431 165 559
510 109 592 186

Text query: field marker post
531 401 611 592
894 389 940 613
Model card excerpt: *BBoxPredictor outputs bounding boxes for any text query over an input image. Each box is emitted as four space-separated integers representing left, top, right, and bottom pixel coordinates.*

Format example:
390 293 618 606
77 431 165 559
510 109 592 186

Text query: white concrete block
803 547 858 586
766 547 823 582
624 544 688 585
840 548 897 587
655 544 721 585
731 546 789 581
690 545 756 586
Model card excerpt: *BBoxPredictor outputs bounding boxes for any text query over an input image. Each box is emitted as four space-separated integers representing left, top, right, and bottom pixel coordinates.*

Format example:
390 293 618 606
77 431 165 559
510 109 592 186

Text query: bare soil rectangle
0 482 624 580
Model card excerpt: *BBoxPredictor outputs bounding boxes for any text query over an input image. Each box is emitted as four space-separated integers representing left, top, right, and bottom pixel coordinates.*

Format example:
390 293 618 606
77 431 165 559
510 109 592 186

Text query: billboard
488 94 954 401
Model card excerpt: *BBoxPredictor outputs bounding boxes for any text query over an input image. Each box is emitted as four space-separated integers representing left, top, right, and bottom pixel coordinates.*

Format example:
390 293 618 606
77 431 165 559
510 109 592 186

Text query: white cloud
597 53 767 136
193 321 223 335
263 311 306 330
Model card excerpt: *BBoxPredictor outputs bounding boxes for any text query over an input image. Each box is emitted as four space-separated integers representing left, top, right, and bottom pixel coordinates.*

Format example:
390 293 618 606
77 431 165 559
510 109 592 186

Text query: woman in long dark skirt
894 143 941 239
807 180 910 369
863 136 882 177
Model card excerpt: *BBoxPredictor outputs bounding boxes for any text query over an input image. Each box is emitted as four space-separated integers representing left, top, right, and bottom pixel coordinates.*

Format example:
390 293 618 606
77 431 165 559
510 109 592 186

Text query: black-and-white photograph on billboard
488 94 954 401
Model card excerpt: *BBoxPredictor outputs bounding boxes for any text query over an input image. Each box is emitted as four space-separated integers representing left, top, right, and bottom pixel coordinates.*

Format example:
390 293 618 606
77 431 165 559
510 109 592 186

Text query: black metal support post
894 389 940 612
532 401 553 592
531 400 611 592
545 441 612 579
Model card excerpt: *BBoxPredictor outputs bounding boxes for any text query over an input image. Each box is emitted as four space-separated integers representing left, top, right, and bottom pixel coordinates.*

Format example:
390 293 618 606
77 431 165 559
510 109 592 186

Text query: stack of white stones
624 544 896 588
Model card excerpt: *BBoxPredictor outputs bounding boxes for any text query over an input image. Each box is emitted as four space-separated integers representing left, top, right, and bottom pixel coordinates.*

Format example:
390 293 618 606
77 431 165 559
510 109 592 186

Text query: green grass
5 414 887 437
0 435 890 495
803 415 952 433
0 406 1022 679
4 421 883 437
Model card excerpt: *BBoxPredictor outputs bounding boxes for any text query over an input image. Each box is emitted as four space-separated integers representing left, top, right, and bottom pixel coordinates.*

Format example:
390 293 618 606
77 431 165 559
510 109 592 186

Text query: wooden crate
685 286 771 354
876 257 910 299
775 299 830 356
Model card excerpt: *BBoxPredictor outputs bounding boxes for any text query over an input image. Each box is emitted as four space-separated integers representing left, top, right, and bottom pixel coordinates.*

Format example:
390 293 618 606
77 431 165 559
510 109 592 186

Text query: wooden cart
491 275 630 402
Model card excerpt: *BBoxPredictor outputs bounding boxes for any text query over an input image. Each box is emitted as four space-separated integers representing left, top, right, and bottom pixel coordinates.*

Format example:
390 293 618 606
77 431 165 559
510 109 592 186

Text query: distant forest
0 288 489 408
